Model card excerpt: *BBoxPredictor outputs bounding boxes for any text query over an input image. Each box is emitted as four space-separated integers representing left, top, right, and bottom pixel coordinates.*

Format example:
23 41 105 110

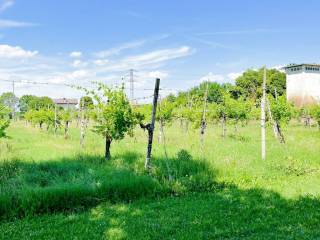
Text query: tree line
0 67 320 165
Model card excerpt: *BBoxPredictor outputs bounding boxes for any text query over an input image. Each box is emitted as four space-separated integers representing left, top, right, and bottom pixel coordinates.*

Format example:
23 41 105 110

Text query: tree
0 104 10 138
157 99 174 143
269 96 293 143
310 105 320 130
19 95 54 114
44 109 58 132
19 95 37 114
25 109 49 129
299 105 312 127
80 96 94 110
225 96 251 134
88 83 137 160
190 82 225 104
24 109 35 125
30 96 54 110
235 68 286 101
60 109 72 138
0 92 18 119
79 97 93 147
165 93 176 103
267 69 286 98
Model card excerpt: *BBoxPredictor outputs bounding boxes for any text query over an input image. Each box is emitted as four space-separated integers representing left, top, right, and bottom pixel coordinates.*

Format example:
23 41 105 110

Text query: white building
284 63 320 106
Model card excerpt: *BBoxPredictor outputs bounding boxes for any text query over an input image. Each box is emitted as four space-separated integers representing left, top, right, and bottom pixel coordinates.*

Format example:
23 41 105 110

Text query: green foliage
310 104 320 127
90 84 137 141
190 82 225 104
206 103 219 123
19 95 54 117
270 96 293 126
59 109 72 123
80 96 94 109
225 96 251 123
157 99 174 125
0 104 10 138
135 104 151 123
1 119 320 239
19 95 36 114
0 92 18 119
81 83 138 159
166 93 176 103
0 159 163 220
0 92 18 109
0 119 9 138
235 68 286 100
24 108 59 130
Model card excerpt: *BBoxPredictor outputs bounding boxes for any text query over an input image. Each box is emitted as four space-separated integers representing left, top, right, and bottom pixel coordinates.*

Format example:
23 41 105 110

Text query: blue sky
0 0 320 100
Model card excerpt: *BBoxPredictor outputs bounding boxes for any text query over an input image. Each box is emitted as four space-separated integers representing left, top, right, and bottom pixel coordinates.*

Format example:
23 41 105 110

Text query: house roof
53 98 78 105
284 63 320 69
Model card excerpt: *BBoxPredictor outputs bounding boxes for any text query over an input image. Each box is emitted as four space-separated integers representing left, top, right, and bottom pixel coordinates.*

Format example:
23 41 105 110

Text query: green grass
0 121 320 239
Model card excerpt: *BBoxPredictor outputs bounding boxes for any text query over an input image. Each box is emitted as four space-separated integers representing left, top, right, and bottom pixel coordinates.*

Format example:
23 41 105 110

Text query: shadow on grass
85 188 320 239
2 183 320 239
1 150 320 239
0 149 219 221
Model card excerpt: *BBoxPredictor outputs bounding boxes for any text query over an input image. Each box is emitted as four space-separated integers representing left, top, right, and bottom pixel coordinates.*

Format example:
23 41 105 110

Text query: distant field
0 121 320 239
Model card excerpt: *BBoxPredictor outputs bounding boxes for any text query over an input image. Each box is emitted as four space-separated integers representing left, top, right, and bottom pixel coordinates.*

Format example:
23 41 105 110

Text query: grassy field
0 121 320 239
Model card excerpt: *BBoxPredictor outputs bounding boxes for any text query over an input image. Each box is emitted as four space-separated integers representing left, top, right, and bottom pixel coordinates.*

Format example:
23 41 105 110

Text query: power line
0 79 70 87
131 94 154 101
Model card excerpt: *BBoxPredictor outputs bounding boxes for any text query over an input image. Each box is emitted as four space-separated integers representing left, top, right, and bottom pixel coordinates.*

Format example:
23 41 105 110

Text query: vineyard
1 67 320 239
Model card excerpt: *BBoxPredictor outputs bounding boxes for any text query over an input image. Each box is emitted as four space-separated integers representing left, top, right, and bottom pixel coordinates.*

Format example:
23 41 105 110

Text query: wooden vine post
54 104 58 135
200 81 209 146
80 98 85 148
144 78 160 170
266 98 278 139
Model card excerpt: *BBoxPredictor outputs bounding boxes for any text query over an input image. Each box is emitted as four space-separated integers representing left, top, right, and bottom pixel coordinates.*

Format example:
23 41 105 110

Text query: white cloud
199 72 225 83
94 40 146 58
0 43 192 100
68 70 90 79
0 1 37 29
48 70 92 84
0 19 35 28
94 46 193 72
271 64 285 72
197 71 242 85
0 0 14 13
0 44 38 58
124 46 192 66
93 59 109 66
72 59 88 68
69 51 82 58
148 71 168 79
227 72 242 81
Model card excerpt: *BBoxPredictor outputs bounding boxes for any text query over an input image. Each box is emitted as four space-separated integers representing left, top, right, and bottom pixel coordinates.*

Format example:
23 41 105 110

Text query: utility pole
144 78 160 170
129 69 134 104
261 67 267 160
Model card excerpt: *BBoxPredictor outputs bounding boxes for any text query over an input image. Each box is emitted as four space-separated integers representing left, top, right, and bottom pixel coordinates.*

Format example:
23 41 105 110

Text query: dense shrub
0 159 164 220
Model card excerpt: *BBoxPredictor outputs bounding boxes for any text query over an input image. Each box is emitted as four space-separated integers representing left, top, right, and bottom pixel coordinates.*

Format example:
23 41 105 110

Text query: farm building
53 98 78 109
284 63 320 106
